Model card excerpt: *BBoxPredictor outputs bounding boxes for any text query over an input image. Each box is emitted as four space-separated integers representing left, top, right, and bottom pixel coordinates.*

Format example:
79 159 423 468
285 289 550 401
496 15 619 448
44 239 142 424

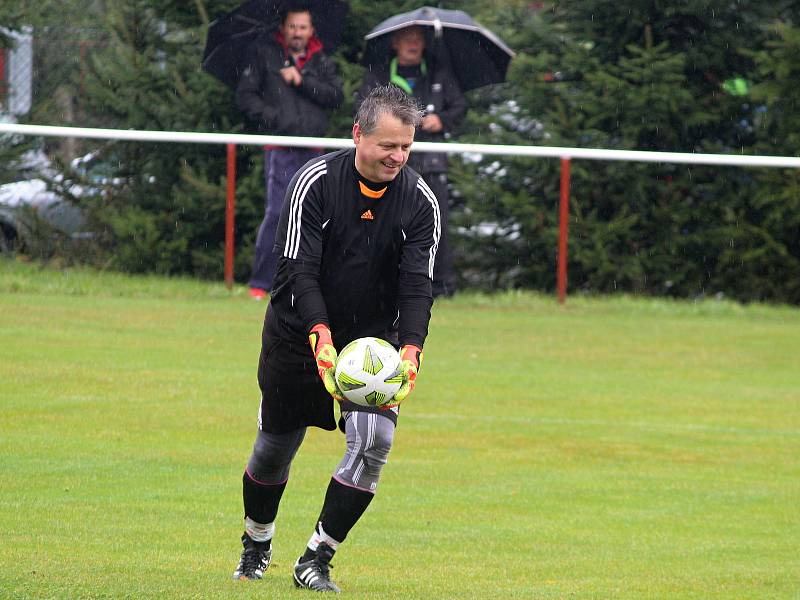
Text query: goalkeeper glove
387 344 422 408
308 324 343 401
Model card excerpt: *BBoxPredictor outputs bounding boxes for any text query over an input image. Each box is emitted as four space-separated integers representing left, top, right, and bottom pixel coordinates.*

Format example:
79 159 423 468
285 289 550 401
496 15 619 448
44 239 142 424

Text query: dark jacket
236 33 343 137
356 57 466 173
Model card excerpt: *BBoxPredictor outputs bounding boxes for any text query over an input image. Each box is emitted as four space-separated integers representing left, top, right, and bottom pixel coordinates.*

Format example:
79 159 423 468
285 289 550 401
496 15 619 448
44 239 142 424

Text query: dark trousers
249 147 323 291
423 172 456 297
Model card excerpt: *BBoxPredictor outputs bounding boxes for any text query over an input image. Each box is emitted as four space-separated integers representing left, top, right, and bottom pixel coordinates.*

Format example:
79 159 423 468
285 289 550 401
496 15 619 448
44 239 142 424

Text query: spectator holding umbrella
358 7 516 298
357 23 465 298
235 1 344 299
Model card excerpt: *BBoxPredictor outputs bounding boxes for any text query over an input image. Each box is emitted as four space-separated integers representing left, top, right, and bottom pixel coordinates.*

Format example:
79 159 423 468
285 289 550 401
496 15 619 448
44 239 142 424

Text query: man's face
280 11 314 54
353 113 415 183
391 27 426 66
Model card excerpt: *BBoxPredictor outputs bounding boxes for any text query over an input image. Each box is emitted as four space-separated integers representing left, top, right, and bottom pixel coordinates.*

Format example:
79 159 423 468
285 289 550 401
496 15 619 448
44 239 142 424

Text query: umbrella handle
421 7 443 38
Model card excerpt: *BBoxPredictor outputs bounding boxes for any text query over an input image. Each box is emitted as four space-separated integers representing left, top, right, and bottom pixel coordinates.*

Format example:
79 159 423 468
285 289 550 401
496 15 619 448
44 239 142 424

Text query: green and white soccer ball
334 337 403 408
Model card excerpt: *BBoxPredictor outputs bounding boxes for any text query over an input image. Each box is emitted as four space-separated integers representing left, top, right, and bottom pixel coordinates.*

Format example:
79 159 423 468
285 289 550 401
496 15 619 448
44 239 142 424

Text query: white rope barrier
2 122 800 168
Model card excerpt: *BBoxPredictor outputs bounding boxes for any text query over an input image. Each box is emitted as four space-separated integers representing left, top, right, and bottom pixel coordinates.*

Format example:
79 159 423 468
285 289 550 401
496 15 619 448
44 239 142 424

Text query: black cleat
292 543 341 593
232 533 272 580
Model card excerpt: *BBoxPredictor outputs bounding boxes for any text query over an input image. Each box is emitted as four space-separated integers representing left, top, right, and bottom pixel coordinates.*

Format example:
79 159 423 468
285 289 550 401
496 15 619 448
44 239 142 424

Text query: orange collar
358 180 387 199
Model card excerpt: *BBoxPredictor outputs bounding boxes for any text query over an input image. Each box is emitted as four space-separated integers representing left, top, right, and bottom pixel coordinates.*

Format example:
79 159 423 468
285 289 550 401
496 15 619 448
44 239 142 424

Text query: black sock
317 477 375 544
301 546 318 562
242 470 287 525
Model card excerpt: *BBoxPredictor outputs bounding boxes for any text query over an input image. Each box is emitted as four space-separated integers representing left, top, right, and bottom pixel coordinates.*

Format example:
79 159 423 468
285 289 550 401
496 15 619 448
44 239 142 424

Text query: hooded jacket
236 32 343 137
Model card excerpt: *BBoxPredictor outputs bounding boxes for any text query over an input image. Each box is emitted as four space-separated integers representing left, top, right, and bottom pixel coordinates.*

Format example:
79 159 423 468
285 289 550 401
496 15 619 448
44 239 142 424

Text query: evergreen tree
73 0 262 276
737 19 800 302
11 0 799 301
452 0 798 301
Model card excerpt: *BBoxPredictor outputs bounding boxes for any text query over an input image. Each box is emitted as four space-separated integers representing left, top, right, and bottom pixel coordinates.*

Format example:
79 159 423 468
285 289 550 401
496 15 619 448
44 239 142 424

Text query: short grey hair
355 84 424 135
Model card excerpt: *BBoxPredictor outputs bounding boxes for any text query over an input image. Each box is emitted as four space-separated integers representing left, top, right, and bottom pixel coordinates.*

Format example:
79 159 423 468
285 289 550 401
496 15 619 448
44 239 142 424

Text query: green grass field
1 259 799 599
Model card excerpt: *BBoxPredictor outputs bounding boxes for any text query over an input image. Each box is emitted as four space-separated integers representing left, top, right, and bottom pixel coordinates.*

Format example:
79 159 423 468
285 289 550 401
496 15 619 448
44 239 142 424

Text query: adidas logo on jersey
361 209 374 220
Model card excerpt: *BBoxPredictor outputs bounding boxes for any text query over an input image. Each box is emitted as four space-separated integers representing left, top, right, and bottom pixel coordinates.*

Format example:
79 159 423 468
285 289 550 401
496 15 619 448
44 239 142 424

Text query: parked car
0 150 94 254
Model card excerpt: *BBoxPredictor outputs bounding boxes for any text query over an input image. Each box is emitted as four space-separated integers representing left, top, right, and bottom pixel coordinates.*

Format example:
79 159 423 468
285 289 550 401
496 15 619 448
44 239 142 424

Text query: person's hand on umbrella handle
280 65 302 86
421 114 443 133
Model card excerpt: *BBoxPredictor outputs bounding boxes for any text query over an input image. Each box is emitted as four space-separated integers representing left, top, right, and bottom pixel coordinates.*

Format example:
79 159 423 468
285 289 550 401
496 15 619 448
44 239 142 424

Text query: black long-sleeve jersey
263 147 439 351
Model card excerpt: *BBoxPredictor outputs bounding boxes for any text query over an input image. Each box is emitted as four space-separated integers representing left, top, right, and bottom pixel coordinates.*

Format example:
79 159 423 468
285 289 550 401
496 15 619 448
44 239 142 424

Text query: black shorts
258 310 400 434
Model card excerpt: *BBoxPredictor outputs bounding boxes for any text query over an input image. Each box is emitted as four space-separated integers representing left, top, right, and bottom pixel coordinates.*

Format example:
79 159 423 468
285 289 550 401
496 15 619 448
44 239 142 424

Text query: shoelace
316 559 333 577
313 552 334 578
241 547 267 573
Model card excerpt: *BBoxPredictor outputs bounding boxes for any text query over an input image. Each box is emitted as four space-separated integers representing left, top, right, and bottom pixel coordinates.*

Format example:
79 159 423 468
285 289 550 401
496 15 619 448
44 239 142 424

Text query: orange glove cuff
309 323 333 355
400 344 423 371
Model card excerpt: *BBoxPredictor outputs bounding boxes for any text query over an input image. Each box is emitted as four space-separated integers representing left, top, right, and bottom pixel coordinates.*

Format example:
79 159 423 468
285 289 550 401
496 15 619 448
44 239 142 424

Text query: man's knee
336 412 395 492
247 428 306 484
361 426 392 471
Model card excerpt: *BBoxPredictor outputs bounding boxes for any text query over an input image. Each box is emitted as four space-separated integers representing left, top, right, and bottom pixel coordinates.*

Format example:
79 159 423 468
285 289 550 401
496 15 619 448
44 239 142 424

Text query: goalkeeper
231 84 439 593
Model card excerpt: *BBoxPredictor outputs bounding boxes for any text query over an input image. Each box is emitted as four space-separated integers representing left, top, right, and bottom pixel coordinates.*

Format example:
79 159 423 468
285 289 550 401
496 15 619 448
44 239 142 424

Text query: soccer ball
334 337 403 407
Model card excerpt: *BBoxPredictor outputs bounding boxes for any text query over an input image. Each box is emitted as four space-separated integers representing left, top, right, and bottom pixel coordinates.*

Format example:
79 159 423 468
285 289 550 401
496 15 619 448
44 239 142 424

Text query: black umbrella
202 0 348 89
363 6 515 92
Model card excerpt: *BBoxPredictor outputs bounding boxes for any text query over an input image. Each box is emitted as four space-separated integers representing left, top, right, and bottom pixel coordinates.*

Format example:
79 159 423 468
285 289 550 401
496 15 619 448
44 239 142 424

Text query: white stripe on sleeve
416 178 441 279
283 160 327 259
